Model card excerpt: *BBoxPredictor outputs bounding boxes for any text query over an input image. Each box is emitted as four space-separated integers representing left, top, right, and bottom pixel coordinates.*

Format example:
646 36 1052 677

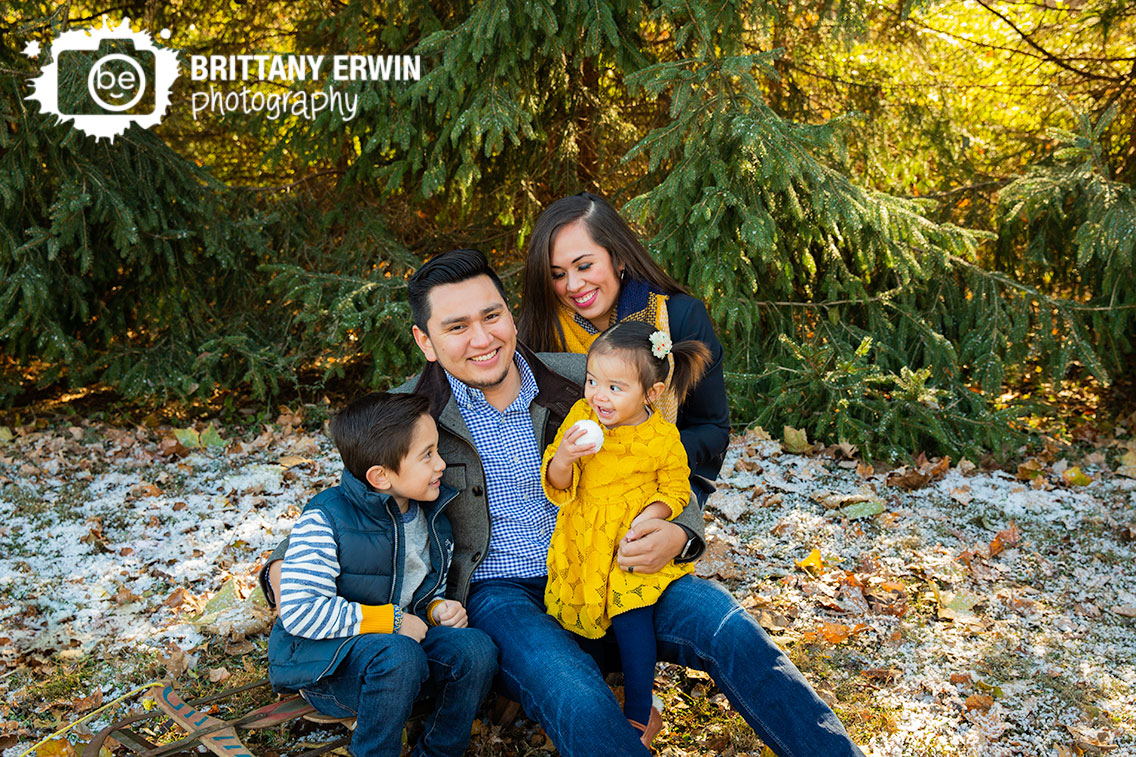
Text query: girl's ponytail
668 339 711 405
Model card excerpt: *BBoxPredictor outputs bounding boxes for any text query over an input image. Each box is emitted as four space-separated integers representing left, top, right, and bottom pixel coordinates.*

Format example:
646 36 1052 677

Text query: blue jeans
467 575 865 757
300 625 497 757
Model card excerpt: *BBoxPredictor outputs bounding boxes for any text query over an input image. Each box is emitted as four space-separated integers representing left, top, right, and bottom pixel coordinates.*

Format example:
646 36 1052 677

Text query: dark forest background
2 0 1134 459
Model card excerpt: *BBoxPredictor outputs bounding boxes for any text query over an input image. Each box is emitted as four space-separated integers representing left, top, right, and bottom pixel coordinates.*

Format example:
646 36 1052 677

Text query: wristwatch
676 529 702 562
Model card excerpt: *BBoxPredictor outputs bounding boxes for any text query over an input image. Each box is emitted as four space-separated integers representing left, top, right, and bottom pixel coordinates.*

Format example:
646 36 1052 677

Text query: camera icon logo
28 18 179 142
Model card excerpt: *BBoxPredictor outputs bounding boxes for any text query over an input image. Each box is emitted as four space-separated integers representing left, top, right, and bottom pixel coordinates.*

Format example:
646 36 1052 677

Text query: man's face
413 275 518 391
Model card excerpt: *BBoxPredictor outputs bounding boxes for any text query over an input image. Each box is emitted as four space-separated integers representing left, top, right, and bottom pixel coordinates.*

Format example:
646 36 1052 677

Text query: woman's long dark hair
518 192 688 352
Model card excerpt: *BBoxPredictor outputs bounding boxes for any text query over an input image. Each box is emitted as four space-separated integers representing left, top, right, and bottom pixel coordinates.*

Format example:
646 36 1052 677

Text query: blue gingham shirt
446 355 559 582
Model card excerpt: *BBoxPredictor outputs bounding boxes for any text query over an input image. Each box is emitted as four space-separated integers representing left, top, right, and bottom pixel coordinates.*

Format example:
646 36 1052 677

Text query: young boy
268 392 497 757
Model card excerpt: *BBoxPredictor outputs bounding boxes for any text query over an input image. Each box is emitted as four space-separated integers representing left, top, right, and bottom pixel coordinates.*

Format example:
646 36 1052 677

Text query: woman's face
548 220 623 331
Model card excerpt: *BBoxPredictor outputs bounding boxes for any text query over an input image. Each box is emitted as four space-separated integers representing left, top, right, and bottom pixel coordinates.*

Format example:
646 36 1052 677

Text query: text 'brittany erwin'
188 55 422 82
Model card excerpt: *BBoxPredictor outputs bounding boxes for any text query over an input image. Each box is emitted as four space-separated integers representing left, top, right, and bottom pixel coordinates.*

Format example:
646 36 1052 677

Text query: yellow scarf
555 287 679 423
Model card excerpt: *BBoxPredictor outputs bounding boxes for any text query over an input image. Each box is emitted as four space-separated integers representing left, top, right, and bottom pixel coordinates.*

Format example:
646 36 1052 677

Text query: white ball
572 419 604 453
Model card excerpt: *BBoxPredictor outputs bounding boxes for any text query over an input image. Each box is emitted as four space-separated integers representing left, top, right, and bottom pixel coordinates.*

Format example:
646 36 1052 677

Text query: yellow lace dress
542 398 694 639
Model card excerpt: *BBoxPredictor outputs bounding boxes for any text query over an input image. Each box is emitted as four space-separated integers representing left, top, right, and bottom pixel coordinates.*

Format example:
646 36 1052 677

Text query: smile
571 290 598 307
471 348 499 363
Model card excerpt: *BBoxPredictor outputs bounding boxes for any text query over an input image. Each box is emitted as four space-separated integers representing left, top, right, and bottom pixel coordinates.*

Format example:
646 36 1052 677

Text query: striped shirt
446 355 559 582
278 509 361 639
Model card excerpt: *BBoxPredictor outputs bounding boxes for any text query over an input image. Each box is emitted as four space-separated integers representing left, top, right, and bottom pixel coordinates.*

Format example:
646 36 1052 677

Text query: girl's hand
555 424 601 464
547 425 599 489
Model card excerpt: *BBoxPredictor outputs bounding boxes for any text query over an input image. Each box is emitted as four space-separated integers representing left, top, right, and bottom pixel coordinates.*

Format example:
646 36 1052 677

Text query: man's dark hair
407 248 508 332
329 392 432 482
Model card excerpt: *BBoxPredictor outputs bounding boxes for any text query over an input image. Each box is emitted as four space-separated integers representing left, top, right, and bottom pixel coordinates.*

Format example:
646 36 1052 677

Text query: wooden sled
83 678 354 757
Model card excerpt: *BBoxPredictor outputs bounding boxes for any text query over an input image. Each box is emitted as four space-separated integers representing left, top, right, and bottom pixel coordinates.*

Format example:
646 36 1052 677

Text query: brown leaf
71 689 103 713
1016 460 1044 481
988 522 1021 557
208 667 231 683
964 694 993 711
695 539 745 581
886 467 931 490
164 587 192 608
862 668 899 684
950 673 972 685
161 648 191 677
1110 605 1136 618
130 482 163 498
855 462 874 478
115 586 141 605
35 738 77 757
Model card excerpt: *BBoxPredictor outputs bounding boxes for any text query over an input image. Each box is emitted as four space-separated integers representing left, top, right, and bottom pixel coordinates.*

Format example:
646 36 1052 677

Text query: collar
413 341 580 424
338 468 458 516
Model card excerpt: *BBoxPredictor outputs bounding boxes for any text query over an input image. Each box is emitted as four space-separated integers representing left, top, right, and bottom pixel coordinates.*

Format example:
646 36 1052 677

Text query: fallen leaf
1016 460 1044 481
937 588 982 621
0 427 13 443
838 500 884 520
164 587 192 608
817 621 868 644
1117 448 1136 478
988 522 1021 557
886 465 933 490
173 428 201 449
1061 466 1092 486
855 462 874 478
36 738 77 757
200 424 226 448
161 648 191 677
795 548 825 575
72 689 103 712
783 426 811 455
745 425 772 442
862 668 899 683
964 694 993 711
208 666 231 683
956 458 976 474
1110 606 1136 618
949 486 973 505
695 539 745 581
950 673 972 685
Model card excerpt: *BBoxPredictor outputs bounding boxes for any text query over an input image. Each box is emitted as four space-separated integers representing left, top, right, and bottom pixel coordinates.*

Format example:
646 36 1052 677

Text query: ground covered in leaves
1 407 1134 756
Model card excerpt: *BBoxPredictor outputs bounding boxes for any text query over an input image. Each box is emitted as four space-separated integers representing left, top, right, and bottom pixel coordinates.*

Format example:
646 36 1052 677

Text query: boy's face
412 275 518 391
383 414 446 506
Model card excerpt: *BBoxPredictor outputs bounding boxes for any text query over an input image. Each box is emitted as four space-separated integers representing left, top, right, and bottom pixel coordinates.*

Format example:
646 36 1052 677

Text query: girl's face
584 351 664 428
549 220 623 331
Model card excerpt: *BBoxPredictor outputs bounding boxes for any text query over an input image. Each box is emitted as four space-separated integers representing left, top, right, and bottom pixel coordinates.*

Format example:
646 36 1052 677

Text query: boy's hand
431 600 469 628
398 612 428 642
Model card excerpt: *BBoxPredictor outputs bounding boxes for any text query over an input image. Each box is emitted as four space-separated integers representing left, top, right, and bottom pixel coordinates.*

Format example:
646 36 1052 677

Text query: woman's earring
619 268 626 280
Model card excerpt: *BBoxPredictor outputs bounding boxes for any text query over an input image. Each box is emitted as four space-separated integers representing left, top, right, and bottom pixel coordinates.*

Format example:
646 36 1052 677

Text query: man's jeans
300 625 496 757
467 575 866 757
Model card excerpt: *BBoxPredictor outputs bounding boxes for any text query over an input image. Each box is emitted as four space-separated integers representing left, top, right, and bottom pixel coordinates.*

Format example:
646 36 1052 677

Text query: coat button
472 485 484 496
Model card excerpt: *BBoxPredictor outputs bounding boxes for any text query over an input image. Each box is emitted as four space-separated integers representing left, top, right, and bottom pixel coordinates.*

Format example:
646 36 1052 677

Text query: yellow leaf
0 426 13 442
279 455 314 469
1117 448 1136 478
783 426 811 454
1061 466 1091 486
795 548 824 574
745 425 772 442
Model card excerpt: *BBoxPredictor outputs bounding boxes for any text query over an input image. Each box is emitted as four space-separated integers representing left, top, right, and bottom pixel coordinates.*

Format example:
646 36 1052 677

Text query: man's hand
616 517 686 575
431 600 469 628
399 612 428 641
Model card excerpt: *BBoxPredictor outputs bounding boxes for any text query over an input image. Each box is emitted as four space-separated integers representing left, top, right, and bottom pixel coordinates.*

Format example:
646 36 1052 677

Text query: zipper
314 635 356 681
413 488 458 614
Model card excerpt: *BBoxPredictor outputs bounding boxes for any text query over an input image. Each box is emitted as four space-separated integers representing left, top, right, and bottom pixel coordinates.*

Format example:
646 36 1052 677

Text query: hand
267 560 283 604
617 518 686 575
398 612 428 641
547 425 599 489
431 600 469 628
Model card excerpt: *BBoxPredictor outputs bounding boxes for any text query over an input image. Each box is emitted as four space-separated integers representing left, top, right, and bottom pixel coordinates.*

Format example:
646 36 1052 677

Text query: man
265 249 865 757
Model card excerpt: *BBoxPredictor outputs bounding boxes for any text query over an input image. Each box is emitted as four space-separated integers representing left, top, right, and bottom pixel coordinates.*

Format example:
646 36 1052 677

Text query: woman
518 192 730 503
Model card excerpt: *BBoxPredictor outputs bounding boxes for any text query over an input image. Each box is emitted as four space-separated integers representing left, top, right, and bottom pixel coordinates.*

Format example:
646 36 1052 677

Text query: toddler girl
542 320 710 747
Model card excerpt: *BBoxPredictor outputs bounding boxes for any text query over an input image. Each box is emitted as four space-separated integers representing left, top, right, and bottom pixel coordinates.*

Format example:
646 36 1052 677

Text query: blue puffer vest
268 469 458 692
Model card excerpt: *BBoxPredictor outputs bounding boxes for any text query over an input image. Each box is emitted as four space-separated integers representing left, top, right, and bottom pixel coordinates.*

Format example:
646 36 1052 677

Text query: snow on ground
0 419 1134 756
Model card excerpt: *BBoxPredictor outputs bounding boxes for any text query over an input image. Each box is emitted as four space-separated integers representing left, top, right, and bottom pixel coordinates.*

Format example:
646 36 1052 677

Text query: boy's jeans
300 625 496 757
467 574 866 757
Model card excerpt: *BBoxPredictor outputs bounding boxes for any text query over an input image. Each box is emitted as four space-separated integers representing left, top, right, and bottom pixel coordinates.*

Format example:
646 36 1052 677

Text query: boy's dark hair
407 248 508 333
329 392 433 482
589 321 711 405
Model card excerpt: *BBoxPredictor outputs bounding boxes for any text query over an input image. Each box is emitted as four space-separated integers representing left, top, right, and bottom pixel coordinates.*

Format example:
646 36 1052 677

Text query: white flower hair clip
649 330 672 359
